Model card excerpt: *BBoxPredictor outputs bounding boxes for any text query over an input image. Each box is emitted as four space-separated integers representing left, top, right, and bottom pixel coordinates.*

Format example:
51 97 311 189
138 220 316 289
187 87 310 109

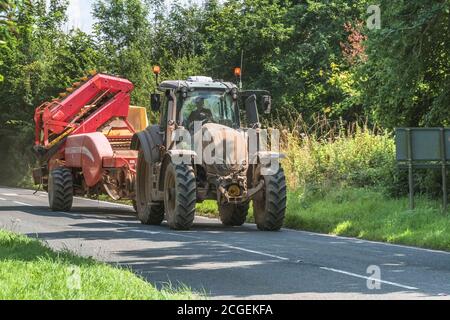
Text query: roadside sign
395 128 449 212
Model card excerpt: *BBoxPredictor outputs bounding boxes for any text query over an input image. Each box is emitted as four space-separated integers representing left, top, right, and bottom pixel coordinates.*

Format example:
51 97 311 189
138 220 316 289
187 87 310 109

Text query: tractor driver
188 96 213 125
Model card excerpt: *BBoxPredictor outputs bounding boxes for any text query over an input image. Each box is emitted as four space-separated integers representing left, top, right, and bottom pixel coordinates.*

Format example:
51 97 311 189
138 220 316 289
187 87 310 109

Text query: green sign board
395 128 449 212
396 128 450 163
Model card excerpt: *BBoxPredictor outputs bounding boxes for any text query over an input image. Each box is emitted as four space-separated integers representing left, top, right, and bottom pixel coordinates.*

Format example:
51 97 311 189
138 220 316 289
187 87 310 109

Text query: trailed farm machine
33 67 287 231
33 72 147 211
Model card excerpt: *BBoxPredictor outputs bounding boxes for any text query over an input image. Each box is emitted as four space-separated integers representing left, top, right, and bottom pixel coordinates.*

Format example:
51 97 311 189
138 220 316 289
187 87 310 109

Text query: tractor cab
151 76 271 132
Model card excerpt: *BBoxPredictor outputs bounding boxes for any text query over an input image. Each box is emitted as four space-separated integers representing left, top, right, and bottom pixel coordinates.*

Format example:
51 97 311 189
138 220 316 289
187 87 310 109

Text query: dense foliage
0 0 448 188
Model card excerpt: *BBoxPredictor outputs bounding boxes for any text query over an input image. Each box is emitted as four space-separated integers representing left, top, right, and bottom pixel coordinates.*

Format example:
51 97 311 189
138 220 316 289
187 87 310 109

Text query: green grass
197 188 450 251
0 230 197 300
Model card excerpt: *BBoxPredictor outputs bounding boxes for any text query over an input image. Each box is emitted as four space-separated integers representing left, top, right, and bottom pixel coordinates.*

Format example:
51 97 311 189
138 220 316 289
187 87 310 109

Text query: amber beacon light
153 65 161 75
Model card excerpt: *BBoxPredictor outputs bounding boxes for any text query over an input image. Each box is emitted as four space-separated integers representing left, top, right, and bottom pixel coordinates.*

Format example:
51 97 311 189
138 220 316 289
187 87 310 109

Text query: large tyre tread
167 164 196 230
49 168 73 212
255 168 287 231
140 204 165 225
219 203 249 227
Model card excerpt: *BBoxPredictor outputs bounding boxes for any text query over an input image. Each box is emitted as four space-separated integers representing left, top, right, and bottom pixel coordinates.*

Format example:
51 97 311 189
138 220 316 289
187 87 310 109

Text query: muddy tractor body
132 76 287 231
33 73 147 211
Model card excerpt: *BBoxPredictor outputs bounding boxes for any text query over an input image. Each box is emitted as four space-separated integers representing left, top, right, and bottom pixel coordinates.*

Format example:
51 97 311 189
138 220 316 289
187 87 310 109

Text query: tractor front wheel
164 163 196 230
219 203 249 226
253 167 287 231
48 167 73 212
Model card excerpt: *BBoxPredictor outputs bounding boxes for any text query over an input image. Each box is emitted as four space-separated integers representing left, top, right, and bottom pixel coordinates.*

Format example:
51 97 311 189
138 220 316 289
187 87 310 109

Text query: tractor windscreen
180 90 238 129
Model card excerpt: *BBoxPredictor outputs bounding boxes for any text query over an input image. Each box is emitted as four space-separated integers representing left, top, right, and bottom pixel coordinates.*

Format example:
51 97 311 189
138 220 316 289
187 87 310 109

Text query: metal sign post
440 128 448 212
396 128 449 213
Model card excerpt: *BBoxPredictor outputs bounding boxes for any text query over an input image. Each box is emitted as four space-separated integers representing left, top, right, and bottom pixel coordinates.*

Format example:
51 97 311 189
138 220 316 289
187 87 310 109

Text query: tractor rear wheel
48 167 73 212
164 163 196 230
136 151 164 225
253 167 287 231
219 203 249 226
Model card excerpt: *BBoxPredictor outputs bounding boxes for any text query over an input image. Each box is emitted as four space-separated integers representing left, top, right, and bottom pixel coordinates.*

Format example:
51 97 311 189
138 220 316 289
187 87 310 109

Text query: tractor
131 68 287 231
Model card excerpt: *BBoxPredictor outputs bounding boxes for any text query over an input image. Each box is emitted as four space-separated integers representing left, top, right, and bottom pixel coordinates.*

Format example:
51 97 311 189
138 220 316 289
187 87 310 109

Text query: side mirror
245 94 260 127
150 93 161 112
262 95 272 114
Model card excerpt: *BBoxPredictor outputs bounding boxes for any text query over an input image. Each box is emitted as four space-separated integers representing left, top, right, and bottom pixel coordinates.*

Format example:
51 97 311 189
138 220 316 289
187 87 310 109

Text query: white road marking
130 228 199 238
320 267 419 290
220 244 291 261
96 219 128 227
166 232 199 239
75 196 133 209
291 229 450 256
2 193 18 196
94 219 198 238
0 197 6 201
13 201 33 207
130 229 161 235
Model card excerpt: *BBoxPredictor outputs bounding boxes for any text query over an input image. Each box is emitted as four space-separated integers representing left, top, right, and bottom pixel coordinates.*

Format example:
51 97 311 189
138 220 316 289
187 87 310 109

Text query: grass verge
197 187 450 251
0 230 197 300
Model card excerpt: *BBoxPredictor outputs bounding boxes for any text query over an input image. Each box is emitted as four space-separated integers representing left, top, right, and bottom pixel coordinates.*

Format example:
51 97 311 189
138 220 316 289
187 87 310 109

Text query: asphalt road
1 186 450 299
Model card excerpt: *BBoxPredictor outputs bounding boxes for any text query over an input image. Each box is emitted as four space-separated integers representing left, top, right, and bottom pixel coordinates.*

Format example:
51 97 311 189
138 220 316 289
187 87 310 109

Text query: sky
66 0 204 34
67 0 94 33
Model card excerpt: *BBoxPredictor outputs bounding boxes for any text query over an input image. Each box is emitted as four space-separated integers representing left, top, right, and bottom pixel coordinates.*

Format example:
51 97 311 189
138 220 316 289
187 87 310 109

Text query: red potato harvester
33 72 147 211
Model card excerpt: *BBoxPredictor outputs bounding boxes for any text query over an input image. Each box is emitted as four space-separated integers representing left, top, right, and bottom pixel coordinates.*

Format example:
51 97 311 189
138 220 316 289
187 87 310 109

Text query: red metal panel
51 74 133 123
72 92 131 135
65 133 114 187
103 150 139 169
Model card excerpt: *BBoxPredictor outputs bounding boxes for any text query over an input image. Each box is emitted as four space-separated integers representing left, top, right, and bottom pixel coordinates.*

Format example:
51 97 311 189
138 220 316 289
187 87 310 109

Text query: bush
277 114 447 199
280 116 396 195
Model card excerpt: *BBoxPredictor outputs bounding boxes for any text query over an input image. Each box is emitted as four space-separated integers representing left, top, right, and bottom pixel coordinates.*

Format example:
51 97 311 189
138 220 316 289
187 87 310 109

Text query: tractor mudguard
65 132 114 187
131 125 163 164
157 150 199 192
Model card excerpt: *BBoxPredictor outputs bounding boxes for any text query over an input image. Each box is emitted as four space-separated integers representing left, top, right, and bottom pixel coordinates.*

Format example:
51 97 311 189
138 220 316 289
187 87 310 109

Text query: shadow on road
2 203 450 299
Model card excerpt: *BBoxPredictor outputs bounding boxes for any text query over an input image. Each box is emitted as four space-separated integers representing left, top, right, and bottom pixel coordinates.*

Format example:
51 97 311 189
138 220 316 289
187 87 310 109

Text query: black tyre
48 167 73 212
253 167 287 231
164 163 196 230
136 150 164 225
219 202 249 226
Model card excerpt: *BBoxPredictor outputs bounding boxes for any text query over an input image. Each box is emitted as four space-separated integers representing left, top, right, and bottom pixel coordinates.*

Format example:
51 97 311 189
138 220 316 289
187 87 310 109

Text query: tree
204 0 368 121
93 0 154 105
361 0 450 127
0 0 21 82
0 0 100 185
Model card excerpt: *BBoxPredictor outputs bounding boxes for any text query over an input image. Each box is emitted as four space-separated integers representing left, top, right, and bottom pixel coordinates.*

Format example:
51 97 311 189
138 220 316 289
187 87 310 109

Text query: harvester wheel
253 167 287 231
136 151 164 225
219 203 249 226
164 163 196 230
48 167 73 212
